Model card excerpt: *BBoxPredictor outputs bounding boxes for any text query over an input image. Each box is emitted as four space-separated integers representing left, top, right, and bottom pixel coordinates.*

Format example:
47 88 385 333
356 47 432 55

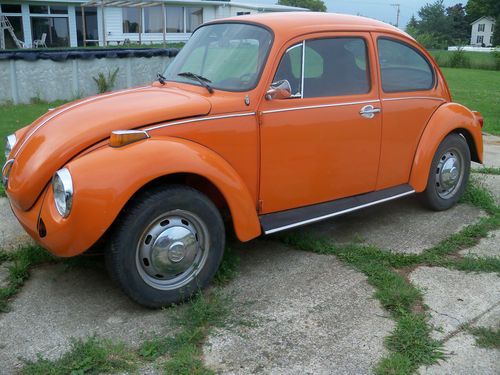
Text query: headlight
4 134 16 159
52 168 73 218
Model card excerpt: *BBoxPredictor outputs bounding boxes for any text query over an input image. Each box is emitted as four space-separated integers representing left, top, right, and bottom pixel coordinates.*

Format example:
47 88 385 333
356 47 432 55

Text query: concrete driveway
0 135 499 374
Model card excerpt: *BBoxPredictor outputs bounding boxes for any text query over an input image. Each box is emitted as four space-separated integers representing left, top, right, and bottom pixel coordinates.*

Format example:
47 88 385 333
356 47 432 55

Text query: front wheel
418 133 470 211
106 185 225 308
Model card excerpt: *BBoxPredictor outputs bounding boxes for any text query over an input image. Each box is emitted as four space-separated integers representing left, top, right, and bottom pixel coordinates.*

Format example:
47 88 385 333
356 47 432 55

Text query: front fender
37 137 261 257
409 102 483 192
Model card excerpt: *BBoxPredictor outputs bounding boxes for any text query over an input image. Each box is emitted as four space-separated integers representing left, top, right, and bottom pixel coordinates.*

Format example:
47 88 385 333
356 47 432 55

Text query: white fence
447 46 499 53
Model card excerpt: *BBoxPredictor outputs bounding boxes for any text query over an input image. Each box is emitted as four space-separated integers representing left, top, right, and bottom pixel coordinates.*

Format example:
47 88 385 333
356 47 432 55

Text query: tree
278 0 327 12
417 0 451 38
465 0 500 23
405 14 419 37
493 14 500 46
446 4 469 43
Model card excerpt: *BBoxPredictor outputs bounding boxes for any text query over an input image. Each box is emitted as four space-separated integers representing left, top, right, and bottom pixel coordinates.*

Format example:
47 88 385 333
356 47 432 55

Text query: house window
0 4 22 13
236 12 251 16
186 7 203 33
144 6 163 33
477 35 484 44
166 6 184 33
123 8 140 33
478 23 485 32
29 5 70 47
490 36 493 45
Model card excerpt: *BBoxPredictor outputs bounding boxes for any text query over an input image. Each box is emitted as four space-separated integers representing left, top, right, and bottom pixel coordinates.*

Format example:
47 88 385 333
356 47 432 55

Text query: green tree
417 0 451 38
446 3 469 43
278 0 327 12
465 0 500 23
493 14 500 46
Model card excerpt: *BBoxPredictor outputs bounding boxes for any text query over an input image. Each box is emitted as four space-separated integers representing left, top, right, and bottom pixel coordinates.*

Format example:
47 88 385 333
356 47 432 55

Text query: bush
92 68 119 94
448 48 470 68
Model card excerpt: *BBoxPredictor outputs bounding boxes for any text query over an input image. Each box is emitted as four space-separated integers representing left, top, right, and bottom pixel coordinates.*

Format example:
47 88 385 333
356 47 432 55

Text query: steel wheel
136 210 210 291
434 147 465 200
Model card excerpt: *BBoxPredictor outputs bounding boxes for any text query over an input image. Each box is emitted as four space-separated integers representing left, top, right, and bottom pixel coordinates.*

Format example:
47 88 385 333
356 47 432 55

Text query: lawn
429 50 499 70
441 68 500 135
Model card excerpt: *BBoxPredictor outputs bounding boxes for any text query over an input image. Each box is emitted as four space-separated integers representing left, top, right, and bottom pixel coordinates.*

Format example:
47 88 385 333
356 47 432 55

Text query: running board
260 184 415 234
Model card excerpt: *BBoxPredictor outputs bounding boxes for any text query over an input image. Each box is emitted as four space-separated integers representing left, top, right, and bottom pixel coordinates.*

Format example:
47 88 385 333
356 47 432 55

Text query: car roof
211 12 412 41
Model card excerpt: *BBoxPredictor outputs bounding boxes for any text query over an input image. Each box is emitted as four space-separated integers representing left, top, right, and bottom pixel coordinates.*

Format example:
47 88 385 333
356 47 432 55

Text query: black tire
418 133 470 211
106 185 225 308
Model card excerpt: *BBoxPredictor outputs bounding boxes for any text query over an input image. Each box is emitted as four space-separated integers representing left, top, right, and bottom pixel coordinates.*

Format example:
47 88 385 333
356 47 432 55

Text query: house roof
470 16 495 25
82 0 307 12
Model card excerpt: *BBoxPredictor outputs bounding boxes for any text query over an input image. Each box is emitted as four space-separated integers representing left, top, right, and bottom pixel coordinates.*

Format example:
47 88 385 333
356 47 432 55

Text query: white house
0 0 306 49
470 16 495 47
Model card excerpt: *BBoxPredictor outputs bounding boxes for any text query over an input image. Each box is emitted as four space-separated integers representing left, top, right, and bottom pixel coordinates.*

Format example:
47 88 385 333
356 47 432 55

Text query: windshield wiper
178 72 214 94
157 72 167 85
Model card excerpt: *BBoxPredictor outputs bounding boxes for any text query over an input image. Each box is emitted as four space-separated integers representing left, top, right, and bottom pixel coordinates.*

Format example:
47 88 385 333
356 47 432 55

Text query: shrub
92 68 119 94
449 48 470 68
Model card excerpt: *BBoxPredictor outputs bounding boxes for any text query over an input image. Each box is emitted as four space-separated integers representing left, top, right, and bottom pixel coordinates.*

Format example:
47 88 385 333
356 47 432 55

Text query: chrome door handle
359 105 381 119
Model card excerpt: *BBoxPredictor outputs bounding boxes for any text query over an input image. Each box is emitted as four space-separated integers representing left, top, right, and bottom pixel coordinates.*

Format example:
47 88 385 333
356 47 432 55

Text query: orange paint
3 13 482 257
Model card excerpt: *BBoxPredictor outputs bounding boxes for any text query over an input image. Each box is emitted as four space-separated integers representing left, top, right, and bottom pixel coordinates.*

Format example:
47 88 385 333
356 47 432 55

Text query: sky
254 0 465 29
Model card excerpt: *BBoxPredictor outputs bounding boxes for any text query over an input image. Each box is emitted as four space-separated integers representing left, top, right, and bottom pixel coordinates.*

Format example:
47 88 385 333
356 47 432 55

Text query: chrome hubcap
136 211 209 290
435 148 464 199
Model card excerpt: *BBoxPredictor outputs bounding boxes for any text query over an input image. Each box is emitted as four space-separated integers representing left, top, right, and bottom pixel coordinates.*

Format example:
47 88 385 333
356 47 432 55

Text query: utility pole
391 3 401 28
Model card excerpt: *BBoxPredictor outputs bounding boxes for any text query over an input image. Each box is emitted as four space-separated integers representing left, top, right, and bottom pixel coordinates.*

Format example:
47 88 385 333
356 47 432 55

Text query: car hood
7 85 211 211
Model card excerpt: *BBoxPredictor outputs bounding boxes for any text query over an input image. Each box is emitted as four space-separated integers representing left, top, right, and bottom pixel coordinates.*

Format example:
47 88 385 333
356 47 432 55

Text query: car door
373 34 447 190
258 32 382 214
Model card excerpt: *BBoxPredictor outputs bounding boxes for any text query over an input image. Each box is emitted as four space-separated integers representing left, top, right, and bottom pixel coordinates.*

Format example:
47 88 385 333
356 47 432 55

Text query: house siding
470 17 495 47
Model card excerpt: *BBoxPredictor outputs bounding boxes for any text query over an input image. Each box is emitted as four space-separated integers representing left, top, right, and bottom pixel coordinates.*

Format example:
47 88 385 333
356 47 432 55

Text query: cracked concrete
306 197 485 254
473 133 500 169
0 198 34 251
460 229 500 259
203 240 394 375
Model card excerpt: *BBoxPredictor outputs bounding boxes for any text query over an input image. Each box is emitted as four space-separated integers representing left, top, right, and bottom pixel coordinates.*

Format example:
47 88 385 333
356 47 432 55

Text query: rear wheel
106 185 225 308
418 133 470 211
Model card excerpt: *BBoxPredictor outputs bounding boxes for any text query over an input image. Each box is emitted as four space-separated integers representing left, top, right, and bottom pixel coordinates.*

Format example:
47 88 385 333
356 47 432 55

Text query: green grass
279 178 499 374
0 246 55 312
21 336 138 375
473 167 500 175
430 50 499 70
442 68 500 135
468 327 500 349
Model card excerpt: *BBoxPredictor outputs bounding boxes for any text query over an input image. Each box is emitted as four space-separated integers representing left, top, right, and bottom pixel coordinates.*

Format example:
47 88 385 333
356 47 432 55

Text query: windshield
164 23 273 92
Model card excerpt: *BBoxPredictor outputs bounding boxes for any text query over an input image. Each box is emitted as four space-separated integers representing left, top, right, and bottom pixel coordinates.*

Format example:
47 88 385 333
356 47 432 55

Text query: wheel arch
409 102 483 192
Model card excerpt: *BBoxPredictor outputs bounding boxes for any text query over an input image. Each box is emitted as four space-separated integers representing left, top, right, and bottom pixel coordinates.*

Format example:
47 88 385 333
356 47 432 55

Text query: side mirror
265 80 292 100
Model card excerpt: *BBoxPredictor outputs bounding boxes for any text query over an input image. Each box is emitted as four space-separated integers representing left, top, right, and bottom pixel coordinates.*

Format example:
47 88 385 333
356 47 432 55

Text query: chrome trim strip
13 86 150 158
382 97 445 102
264 190 415 234
144 112 256 132
300 40 305 99
262 99 380 115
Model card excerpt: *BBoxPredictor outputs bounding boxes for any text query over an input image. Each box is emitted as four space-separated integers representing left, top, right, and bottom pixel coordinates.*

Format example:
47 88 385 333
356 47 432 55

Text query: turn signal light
109 130 150 148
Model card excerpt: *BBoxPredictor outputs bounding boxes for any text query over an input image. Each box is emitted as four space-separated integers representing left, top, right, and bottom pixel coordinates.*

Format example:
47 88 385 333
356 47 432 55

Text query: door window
273 37 370 98
377 38 434 92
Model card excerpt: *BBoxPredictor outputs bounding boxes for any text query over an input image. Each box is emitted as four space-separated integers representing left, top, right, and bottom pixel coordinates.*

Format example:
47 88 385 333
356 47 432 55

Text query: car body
3 13 483 307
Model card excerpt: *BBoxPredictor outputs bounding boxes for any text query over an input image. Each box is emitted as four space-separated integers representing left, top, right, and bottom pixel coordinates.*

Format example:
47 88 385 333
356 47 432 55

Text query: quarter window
377 38 434 93
273 37 370 98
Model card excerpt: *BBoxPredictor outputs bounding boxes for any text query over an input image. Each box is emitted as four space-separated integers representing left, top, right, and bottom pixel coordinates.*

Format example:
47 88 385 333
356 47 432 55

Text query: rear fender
409 102 483 192
39 137 261 256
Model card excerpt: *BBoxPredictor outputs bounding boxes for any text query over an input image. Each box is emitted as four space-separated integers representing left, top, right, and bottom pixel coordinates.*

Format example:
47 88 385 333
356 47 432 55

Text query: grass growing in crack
472 167 500 175
280 233 445 374
280 178 499 374
468 327 500 349
0 245 54 312
21 336 138 375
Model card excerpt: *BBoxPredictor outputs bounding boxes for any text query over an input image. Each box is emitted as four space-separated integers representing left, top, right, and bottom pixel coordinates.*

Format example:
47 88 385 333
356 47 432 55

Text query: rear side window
273 37 370 98
377 38 434 92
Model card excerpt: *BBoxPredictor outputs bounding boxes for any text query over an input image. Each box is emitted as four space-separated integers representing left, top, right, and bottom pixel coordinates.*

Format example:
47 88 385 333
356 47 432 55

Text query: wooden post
81 6 87 47
138 6 142 45
101 0 106 46
162 4 166 46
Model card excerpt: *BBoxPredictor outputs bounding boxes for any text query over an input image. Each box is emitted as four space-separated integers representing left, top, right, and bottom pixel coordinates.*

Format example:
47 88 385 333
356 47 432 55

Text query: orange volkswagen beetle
3 13 483 307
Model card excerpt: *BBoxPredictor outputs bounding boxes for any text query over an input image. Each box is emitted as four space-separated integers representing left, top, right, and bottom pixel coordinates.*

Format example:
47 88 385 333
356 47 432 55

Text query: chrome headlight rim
4 134 16 159
52 167 73 218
